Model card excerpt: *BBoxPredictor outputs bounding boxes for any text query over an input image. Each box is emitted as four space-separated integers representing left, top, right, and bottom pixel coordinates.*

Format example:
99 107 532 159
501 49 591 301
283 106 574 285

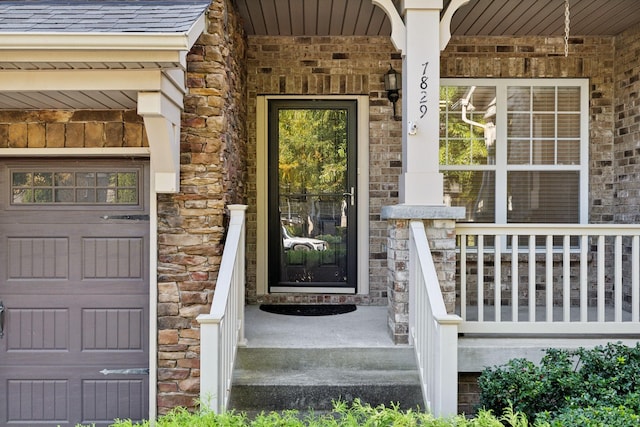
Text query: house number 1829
419 62 429 119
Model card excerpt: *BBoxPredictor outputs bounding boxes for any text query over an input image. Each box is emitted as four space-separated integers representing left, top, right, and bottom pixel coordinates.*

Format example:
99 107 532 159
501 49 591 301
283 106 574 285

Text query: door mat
259 304 356 316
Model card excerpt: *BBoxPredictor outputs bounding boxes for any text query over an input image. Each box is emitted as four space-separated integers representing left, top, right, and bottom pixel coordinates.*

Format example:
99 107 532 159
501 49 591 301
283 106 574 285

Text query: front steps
228 347 424 413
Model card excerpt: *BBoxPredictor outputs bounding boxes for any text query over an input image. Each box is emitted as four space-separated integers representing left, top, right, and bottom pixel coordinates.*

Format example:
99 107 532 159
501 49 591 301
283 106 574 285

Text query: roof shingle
0 0 211 33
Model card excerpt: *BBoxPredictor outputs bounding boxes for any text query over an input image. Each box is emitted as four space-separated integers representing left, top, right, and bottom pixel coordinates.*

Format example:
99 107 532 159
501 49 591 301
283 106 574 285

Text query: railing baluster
460 234 467 320
615 235 622 322
580 235 588 322
495 235 501 322
512 235 518 322
529 235 536 322
634 235 639 322
546 235 553 322
478 235 484 322
563 235 570 322
597 235 605 322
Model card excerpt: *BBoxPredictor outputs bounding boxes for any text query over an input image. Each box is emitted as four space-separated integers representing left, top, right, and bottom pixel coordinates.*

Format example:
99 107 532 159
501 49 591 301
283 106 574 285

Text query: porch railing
197 204 247 413
409 220 462 417
456 223 640 335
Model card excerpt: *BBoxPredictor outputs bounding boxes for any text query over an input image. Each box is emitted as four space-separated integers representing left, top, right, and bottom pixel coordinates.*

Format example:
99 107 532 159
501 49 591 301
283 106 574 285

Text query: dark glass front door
268 100 357 291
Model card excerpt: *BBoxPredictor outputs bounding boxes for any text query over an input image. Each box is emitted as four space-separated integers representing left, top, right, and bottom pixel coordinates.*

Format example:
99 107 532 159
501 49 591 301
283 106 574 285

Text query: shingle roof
0 0 211 33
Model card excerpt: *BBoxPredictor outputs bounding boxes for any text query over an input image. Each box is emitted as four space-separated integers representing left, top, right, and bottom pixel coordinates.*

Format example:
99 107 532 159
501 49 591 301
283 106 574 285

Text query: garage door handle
100 368 149 375
0 300 4 339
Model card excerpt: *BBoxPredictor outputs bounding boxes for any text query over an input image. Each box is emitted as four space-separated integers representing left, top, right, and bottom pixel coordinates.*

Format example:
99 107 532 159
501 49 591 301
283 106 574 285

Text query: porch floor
243 305 398 348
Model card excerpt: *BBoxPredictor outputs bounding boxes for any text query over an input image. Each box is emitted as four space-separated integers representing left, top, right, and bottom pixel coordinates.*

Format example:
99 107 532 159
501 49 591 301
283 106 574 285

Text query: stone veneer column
381 205 464 344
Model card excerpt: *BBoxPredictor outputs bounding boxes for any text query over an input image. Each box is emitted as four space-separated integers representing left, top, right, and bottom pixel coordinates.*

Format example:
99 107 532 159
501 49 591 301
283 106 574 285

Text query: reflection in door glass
278 108 349 284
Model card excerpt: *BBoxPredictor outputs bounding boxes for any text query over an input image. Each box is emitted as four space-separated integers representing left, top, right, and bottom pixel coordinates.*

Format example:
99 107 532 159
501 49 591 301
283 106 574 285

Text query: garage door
0 158 150 426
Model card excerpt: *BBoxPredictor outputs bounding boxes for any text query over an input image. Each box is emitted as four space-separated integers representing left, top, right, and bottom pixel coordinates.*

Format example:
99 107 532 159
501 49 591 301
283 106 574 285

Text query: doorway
268 99 358 292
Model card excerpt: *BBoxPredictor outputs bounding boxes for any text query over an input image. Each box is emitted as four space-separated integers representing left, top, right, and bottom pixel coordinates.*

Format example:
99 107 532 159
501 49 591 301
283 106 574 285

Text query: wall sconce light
384 64 401 120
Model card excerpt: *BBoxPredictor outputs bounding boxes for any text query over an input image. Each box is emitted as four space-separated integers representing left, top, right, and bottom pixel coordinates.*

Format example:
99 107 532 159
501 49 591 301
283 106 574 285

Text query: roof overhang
0 13 206 193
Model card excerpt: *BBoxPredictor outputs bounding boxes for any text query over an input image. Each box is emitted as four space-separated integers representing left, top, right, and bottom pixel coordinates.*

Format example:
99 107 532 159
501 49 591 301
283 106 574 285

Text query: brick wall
156 0 247 414
245 36 401 304
0 110 147 147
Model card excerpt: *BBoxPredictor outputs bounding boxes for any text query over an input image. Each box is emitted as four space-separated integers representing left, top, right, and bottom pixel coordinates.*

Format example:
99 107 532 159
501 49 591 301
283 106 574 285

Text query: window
440 79 587 224
11 169 139 205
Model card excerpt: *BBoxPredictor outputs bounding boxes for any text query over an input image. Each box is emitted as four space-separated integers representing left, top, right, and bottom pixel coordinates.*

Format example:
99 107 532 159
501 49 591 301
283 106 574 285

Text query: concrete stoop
228 347 424 413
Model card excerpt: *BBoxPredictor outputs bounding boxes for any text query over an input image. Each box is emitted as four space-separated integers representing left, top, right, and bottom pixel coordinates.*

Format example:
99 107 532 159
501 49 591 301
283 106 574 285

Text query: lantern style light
384 64 401 119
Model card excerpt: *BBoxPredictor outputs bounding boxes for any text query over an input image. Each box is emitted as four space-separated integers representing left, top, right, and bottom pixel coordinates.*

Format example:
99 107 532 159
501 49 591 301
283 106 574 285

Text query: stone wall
156 0 247 414
0 110 147 147
245 36 401 304
441 35 617 225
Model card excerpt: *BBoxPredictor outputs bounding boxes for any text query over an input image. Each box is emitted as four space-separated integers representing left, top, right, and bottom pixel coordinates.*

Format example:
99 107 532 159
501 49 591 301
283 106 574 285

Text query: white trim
256 95 370 296
0 147 150 157
371 0 406 55
148 166 158 424
439 0 470 50
0 32 199 51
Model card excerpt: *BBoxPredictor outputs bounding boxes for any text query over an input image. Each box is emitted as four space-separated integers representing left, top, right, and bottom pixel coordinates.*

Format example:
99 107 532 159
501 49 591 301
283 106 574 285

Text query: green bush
106 400 531 427
477 342 640 424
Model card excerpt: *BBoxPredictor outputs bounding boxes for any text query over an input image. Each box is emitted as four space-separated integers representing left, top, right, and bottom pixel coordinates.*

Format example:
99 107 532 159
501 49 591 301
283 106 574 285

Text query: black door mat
259 304 356 316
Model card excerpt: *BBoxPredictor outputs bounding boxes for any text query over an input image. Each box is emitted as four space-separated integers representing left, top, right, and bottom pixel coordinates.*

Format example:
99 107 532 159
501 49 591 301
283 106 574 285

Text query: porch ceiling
237 0 640 37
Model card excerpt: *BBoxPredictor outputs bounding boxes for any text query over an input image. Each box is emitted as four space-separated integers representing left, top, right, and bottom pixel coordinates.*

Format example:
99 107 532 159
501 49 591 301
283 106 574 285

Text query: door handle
342 187 355 206
0 300 5 339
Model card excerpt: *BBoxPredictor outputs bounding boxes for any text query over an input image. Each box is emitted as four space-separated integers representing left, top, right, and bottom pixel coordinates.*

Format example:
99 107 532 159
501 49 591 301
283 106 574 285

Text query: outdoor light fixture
384 64 401 119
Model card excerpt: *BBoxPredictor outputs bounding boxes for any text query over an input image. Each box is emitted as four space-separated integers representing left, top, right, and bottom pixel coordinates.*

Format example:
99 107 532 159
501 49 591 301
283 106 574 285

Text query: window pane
97 172 117 187
117 172 137 187
557 140 580 164
33 172 52 186
34 188 52 203
532 140 555 165
532 87 555 111
76 172 95 186
117 189 137 203
13 189 32 203
507 113 530 137
558 87 580 111
507 171 579 223
532 113 555 138
558 114 580 138
507 87 530 111
444 171 495 222
12 172 31 186
508 140 530 164
55 172 73 186
55 189 74 202
76 189 96 203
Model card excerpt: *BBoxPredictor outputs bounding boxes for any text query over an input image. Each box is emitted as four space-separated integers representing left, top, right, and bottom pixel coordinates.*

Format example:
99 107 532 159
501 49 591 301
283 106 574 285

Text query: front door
268 100 357 292
0 158 150 426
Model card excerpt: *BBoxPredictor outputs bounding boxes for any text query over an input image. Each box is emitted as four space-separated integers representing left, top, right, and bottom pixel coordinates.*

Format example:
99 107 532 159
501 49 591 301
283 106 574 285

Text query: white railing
456 223 640 335
409 221 462 418
197 204 247 413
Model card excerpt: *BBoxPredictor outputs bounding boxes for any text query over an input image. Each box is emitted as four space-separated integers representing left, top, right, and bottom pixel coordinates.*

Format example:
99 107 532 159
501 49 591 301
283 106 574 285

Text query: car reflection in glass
282 226 327 251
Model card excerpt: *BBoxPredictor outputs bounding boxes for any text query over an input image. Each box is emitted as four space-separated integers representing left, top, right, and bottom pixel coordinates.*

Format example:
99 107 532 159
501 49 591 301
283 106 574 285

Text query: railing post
198 319 221 412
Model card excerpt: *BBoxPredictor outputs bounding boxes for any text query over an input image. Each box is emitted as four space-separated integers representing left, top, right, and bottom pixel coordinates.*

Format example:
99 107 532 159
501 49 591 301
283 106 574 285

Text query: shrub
477 342 640 424
106 400 530 427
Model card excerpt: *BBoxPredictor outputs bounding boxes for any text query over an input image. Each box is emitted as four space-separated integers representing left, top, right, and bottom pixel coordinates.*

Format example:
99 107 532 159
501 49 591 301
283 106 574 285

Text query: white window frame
440 78 589 224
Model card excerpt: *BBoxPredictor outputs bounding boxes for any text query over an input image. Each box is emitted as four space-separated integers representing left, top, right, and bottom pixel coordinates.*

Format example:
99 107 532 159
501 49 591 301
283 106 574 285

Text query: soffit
238 0 640 37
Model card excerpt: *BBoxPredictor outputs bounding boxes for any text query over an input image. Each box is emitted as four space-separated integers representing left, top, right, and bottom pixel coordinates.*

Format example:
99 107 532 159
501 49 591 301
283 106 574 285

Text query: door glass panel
269 101 357 289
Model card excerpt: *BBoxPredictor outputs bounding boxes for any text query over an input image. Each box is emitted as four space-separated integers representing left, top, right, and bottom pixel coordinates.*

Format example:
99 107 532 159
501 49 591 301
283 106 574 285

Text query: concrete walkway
243 305 399 348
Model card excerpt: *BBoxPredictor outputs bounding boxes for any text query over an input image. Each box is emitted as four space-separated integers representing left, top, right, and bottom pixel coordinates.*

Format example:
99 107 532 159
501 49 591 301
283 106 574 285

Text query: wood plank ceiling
237 0 640 37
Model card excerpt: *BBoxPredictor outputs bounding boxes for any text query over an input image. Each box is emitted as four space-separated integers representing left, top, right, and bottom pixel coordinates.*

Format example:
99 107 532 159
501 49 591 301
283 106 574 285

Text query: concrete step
228 347 424 413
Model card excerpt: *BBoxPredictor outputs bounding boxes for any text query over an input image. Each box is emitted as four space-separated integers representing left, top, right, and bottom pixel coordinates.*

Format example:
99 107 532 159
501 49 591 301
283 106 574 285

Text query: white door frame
255 95 370 296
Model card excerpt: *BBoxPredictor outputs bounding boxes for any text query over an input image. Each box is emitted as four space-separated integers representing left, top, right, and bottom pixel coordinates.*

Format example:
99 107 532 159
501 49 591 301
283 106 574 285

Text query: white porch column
400 0 444 205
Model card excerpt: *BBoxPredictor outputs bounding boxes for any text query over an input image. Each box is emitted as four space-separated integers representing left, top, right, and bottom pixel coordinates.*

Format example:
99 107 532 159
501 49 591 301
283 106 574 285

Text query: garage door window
11 170 139 205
